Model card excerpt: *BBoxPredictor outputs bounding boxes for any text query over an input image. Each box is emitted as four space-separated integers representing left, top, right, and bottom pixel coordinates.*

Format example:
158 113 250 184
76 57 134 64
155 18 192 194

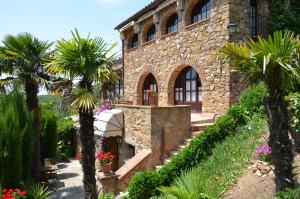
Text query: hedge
127 83 267 199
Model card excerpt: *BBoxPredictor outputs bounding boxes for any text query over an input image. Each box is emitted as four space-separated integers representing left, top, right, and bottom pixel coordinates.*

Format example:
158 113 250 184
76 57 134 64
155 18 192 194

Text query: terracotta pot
101 163 112 175
149 95 158 106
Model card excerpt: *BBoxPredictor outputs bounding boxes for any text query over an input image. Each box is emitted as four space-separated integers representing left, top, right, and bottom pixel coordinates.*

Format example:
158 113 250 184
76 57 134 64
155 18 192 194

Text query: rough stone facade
115 104 191 166
117 0 269 115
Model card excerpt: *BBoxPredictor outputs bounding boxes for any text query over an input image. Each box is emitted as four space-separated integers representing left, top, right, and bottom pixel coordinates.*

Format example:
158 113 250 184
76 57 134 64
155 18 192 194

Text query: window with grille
142 74 158 105
175 67 202 103
250 0 258 37
147 24 156 42
166 13 179 34
191 0 211 24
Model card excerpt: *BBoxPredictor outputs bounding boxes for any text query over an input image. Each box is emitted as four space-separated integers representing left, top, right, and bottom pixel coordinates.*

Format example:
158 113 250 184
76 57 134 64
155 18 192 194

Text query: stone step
164 158 172 164
191 122 214 131
191 118 215 125
155 165 163 171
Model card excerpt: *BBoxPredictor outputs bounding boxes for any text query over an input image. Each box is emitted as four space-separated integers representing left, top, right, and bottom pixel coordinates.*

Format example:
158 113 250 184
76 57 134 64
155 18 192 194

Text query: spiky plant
220 31 300 191
49 29 116 199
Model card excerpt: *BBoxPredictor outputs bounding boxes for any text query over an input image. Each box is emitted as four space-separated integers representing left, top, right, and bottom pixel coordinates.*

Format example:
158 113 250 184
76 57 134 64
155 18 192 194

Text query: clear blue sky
0 0 150 55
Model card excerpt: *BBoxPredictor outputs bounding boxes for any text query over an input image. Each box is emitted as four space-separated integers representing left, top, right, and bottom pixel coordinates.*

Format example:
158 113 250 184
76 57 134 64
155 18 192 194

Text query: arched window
175 67 202 104
146 24 156 42
142 74 158 105
191 0 211 24
166 13 179 34
130 34 139 48
250 0 258 37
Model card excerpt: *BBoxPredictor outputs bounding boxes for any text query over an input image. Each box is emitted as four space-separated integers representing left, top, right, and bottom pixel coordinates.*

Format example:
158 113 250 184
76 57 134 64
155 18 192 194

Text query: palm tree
49 29 116 199
220 31 300 191
0 33 53 181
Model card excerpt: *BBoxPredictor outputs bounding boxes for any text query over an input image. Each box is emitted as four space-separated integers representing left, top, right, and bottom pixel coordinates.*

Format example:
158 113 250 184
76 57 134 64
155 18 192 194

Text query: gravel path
50 159 84 199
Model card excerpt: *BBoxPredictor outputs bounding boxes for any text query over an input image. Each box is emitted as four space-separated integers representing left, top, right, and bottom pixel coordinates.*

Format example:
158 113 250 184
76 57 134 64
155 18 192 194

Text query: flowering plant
1 188 28 199
254 144 271 162
96 103 113 115
97 152 114 165
75 152 81 161
146 89 157 97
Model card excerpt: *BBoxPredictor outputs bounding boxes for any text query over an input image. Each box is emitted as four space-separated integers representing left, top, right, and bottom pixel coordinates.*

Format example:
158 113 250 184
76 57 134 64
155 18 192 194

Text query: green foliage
128 106 245 199
57 118 76 158
0 90 34 187
159 118 266 199
274 186 300 199
286 92 300 132
41 108 58 159
98 193 114 199
220 31 300 91
128 171 162 199
239 83 268 119
127 84 268 199
28 183 52 199
268 0 300 34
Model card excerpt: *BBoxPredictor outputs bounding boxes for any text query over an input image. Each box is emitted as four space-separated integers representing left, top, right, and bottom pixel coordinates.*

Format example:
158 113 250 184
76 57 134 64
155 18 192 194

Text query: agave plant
29 183 52 199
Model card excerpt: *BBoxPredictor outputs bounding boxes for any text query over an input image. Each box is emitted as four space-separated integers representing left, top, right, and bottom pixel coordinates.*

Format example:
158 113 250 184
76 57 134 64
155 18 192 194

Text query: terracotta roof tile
115 0 167 30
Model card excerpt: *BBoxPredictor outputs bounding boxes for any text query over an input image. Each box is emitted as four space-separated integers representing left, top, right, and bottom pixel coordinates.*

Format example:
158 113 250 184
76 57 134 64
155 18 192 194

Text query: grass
159 118 267 199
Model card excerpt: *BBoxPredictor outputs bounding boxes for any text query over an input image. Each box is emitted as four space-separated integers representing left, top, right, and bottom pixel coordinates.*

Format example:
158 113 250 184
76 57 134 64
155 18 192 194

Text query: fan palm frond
71 87 97 111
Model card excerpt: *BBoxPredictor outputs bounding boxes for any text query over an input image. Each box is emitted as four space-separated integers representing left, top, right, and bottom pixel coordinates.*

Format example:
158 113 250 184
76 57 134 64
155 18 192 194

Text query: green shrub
41 109 58 159
128 108 243 198
128 171 162 199
0 90 34 187
239 83 268 120
127 84 268 199
98 193 114 199
286 92 300 132
57 118 76 158
275 186 300 199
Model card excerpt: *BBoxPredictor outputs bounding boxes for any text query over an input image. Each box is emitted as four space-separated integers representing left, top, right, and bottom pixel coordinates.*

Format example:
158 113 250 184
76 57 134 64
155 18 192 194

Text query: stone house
97 0 269 194
114 0 268 115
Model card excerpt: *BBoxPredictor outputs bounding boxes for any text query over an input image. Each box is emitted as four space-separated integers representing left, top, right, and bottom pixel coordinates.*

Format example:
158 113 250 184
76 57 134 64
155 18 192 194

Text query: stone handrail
98 149 152 194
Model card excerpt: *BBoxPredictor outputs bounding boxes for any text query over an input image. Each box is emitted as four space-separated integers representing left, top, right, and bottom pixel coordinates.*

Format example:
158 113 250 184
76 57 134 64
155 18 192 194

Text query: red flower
2 189 7 193
19 191 27 196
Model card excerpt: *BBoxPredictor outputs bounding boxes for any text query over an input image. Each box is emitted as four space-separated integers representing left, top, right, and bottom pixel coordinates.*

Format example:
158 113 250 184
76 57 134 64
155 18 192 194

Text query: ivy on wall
268 0 300 34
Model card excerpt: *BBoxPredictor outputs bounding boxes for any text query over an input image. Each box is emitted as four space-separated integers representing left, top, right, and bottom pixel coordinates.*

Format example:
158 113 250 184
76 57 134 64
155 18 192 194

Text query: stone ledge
115 104 190 109
116 149 151 180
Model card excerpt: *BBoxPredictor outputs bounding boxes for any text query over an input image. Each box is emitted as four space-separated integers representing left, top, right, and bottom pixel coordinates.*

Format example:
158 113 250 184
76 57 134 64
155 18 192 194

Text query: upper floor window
166 13 179 34
191 0 211 24
146 24 156 42
250 0 258 37
130 34 139 48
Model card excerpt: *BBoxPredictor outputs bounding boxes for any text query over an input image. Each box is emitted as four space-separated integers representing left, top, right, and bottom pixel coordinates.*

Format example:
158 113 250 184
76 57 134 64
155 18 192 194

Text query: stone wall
119 0 268 115
115 104 191 166
121 0 232 115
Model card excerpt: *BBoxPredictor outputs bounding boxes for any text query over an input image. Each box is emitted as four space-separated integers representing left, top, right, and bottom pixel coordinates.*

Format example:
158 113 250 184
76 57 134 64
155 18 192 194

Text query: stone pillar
154 12 160 37
177 0 184 28
134 22 142 46
97 172 118 195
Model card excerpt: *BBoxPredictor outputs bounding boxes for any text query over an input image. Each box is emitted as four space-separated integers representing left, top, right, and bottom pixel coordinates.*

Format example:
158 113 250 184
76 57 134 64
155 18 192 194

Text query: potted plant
97 152 115 175
146 89 158 106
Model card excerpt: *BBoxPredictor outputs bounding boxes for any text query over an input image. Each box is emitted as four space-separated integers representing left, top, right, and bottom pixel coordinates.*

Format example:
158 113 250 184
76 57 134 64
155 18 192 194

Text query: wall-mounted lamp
228 22 237 34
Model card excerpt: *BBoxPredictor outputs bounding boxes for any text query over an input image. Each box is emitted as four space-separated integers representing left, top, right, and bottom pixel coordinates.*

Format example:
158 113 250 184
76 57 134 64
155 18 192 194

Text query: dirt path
224 154 300 199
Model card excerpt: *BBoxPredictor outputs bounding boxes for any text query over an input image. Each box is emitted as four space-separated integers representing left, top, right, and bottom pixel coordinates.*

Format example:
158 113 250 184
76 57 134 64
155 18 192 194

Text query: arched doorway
142 73 158 105
174 67 202 112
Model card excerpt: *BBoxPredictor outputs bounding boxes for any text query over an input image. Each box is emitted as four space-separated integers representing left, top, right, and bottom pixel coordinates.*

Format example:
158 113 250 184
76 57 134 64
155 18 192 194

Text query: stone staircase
155 113 216 171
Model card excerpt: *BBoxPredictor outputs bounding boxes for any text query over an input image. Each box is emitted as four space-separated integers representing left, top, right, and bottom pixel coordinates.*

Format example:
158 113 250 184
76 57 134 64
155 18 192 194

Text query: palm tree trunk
25 81 41 181
266 86 295 191
79 104 97 199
